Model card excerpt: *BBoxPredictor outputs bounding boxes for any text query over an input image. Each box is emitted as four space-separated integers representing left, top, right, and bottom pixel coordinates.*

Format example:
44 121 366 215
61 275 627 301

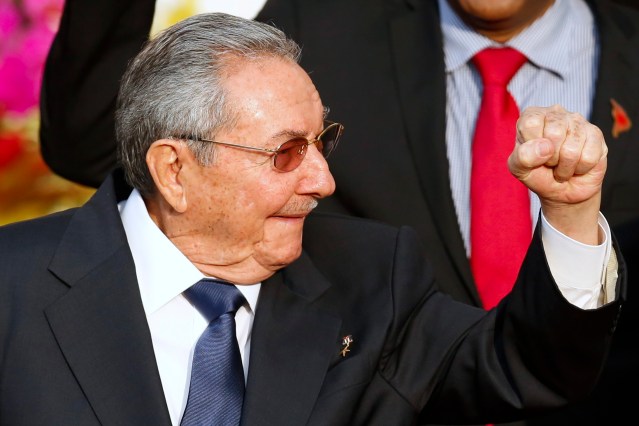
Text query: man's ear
146 139 191 213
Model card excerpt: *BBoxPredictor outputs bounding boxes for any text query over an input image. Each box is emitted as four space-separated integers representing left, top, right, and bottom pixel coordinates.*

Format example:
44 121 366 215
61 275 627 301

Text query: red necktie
470 47 530 310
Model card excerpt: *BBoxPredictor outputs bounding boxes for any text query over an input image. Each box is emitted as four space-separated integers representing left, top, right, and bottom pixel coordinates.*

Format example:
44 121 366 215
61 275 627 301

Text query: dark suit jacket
0 171 626 425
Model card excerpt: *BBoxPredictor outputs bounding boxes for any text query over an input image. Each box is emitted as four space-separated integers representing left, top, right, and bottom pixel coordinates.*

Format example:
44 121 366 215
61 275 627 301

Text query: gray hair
115 12 301 195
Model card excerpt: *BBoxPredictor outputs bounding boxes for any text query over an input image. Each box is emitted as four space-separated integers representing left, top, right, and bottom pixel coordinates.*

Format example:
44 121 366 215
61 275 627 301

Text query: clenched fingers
515 105 607 182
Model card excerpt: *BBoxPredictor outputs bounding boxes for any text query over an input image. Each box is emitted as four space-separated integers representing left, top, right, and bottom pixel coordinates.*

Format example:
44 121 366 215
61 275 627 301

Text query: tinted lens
318 122 343 158
274 138 308 171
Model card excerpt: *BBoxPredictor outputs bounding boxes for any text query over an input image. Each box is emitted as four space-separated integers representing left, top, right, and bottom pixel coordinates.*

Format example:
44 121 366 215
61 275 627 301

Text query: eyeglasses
181 120 344 172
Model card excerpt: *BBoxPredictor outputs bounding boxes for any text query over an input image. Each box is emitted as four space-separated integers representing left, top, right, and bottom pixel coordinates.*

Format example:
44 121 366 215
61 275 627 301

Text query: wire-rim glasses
179 120 344 172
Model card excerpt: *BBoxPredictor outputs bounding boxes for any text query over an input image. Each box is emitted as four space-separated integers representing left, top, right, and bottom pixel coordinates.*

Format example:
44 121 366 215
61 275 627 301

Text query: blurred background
0 0 265 226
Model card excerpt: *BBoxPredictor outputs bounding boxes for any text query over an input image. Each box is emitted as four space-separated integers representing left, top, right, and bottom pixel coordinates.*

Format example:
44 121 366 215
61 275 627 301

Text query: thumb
509 138 554 178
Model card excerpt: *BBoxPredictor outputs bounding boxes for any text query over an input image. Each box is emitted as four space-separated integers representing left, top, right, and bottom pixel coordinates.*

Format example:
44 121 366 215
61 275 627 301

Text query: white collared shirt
119 189 260 425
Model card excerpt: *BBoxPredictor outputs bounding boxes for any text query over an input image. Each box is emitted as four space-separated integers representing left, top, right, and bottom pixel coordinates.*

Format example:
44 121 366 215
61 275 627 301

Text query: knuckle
545 124 565 139
520 112 544 130
592 125 605 143
579 149 599 168
569 111 586 122
559 143 581 162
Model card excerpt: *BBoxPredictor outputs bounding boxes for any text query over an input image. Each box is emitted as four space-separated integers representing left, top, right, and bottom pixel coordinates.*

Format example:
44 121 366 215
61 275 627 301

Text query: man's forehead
230 58 313 96
223 57 325 127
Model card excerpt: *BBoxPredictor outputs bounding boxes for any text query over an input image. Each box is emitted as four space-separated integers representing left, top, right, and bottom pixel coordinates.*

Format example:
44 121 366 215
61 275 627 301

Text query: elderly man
1 13 624 426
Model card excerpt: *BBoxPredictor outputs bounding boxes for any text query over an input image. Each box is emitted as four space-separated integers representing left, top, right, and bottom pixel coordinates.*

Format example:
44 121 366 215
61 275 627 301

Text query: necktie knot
472 47 527 87
184 279 245 323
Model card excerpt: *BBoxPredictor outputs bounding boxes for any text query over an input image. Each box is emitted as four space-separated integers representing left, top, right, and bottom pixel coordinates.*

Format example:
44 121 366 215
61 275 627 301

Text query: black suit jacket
0 172 626 425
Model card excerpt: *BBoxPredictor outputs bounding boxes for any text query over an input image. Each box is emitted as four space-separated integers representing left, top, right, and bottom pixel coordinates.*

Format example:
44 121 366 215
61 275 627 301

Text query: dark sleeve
39 0 156 188
414 226 626 424
350 221 625 424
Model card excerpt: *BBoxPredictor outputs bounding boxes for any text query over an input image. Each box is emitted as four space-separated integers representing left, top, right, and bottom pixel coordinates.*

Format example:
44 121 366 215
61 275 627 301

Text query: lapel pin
610 98 632 138
340 335 353 357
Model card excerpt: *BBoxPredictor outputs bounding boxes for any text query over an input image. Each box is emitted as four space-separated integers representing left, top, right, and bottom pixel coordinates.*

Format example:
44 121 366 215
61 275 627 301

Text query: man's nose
297 145 336 198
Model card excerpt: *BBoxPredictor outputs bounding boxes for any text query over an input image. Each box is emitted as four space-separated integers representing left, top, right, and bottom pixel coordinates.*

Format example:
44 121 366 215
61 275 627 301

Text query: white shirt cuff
540 212 611 309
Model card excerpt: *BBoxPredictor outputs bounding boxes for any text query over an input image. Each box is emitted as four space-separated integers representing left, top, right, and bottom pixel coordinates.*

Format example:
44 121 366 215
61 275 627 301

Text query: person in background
254 0 639 306
38 0 638 424
4 11 627 426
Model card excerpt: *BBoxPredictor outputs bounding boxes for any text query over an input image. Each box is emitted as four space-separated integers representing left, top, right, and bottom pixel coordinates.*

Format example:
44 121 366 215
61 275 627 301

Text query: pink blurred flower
0 0 64 115
0 2 20 41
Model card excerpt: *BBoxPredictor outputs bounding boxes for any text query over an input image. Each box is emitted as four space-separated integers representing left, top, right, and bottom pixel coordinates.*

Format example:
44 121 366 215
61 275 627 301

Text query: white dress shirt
119 188 613 425
119 190 260 425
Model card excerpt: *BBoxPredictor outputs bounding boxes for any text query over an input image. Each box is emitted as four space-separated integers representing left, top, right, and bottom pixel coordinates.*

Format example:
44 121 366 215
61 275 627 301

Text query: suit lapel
45 177 172 426
588 0 639 213
387 0 478 303
242 252 341 425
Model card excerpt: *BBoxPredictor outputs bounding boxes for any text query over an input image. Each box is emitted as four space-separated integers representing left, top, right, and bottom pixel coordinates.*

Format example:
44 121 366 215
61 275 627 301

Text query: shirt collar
439 0 582 78
119 189 260 315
